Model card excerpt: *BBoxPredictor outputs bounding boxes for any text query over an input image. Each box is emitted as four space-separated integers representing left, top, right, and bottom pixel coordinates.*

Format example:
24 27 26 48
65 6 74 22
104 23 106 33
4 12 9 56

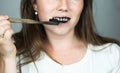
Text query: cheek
72 2 84 15
37 6 50 21
36 1 57 21
70 2 84 25
72 2 84 20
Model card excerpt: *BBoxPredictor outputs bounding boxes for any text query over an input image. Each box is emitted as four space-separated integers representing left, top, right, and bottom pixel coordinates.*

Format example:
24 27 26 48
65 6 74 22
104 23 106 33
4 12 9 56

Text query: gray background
0 0 120 40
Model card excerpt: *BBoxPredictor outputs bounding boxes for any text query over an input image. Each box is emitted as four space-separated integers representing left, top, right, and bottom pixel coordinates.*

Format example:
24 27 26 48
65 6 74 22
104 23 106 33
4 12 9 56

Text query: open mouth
49 17 71 24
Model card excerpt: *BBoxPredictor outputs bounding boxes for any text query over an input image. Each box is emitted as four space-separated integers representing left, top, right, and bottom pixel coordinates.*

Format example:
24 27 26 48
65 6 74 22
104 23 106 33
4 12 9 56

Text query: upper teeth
53 17 70 22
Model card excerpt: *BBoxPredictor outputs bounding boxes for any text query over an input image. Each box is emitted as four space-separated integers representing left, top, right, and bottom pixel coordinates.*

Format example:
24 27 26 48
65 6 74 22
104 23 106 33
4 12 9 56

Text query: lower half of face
36 0 84 36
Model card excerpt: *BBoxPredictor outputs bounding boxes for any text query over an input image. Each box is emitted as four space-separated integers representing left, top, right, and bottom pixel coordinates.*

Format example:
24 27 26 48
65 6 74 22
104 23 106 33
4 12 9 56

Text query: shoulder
89 43 120 54
89 43 120 58
89 43 120 68
18 52 46 73
106 43 120 68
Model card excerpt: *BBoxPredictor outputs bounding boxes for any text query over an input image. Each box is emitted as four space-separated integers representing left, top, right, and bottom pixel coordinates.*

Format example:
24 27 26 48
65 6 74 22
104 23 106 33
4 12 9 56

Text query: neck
45 30 85 51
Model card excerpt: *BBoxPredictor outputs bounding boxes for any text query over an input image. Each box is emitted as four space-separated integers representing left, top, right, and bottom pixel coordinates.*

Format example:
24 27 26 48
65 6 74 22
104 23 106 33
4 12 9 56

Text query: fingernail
4 15 9 19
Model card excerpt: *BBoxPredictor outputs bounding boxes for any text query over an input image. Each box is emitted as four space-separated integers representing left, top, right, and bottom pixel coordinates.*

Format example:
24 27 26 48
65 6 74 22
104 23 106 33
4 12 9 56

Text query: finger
0 26 4 34
4 28 14 40
0 20 11 35
0 15 9 20
0 19 11 26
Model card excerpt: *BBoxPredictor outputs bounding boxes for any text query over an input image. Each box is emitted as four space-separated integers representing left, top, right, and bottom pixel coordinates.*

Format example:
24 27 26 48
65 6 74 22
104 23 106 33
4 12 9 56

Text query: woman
0 0 120 73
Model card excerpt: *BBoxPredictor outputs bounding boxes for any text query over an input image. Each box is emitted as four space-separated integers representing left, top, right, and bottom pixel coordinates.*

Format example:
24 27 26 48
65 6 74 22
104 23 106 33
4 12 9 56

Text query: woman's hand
0 15 16 59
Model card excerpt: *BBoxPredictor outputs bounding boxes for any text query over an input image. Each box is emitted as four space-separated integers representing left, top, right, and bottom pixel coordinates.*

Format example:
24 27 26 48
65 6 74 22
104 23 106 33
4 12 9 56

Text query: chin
51 28 74 36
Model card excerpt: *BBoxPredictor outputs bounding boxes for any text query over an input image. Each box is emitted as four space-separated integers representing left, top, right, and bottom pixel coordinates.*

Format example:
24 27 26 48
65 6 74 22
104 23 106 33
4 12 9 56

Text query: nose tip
58 9 68 12
57 1 68 12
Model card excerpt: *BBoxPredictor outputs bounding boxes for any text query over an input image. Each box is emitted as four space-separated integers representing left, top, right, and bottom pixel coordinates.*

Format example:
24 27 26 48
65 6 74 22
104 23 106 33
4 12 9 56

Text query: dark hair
13 0 120 67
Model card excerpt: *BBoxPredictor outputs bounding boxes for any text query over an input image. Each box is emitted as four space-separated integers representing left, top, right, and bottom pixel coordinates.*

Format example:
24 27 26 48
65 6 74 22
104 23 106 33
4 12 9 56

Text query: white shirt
21 43 120 73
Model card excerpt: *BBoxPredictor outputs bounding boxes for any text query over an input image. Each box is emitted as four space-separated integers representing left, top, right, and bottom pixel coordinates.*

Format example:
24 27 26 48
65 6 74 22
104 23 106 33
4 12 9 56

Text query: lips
49 17 71 24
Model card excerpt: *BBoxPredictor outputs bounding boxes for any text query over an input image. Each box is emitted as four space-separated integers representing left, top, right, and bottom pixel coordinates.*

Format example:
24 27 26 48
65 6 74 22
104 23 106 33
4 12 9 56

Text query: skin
0 15 17 73
0 15 16 59
0 0 86 72
33 0 84 36
0 0 84 58
33 0 87 65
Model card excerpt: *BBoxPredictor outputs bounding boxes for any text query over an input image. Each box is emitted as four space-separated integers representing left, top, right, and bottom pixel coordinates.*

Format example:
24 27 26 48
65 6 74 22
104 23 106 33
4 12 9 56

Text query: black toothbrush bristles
49 19 60 25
